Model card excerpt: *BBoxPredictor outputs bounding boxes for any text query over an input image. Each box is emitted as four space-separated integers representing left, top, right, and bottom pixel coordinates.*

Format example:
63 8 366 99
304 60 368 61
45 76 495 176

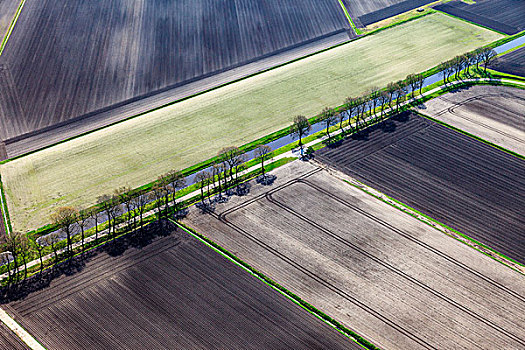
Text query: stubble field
0 13 503 232
4 224 355 350
0 0 350 143
317 112 525 263
418 85 525 154
185 161 525 350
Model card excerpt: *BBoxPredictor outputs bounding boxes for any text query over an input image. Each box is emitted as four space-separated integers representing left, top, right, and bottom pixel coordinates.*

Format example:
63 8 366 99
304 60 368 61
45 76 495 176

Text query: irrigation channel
31 34 525 249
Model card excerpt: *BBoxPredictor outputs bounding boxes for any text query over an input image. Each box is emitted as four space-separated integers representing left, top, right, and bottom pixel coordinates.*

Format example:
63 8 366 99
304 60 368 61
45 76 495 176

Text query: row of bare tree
290 72 426 155
439 47 497 84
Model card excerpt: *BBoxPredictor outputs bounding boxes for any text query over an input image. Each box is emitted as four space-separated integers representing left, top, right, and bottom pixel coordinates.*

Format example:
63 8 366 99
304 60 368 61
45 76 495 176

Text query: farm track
186 160 525 349
213 171 436 350
218 174 525 345
6 225 355 350
317 113 525 263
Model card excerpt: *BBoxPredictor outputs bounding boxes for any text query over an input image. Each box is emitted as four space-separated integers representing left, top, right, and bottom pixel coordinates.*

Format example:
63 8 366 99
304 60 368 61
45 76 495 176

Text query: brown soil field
4 223 356 350
0 0 350 145
185 161 525 350
418 85 525 155
317 113 525 263
0 320 27 349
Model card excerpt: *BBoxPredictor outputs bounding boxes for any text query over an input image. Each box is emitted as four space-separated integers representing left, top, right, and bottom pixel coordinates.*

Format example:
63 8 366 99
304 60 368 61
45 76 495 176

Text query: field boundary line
0 307 45 350
337 0 361 35
0 175 11 235
0 0 27 57
171 219 377 350
433 7 509 36
314 161 525 274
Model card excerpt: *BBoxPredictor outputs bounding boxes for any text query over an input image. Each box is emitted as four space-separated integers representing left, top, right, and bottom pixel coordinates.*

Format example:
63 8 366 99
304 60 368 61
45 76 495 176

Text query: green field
0 13 502 231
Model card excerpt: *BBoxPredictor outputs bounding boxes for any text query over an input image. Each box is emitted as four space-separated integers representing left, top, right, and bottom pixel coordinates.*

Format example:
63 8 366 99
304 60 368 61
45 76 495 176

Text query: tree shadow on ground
0 220 176 303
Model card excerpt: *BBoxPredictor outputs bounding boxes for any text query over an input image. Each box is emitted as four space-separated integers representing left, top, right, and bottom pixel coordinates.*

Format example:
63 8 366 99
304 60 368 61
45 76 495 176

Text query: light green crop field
1 13 502 231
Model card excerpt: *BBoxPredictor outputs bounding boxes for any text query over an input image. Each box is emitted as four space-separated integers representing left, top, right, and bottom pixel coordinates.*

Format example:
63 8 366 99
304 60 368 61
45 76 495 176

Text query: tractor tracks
212 168 524 348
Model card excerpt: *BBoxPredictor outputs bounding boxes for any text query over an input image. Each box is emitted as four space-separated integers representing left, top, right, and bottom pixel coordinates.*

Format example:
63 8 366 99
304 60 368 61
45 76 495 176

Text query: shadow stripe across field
317 112 525 264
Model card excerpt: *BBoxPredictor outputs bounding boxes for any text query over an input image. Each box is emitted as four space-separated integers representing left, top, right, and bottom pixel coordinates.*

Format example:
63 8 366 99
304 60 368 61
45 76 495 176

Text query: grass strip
340 177 524 272
171 219 379 350
0 0 26 56
337 0 361 35
434 10 508 36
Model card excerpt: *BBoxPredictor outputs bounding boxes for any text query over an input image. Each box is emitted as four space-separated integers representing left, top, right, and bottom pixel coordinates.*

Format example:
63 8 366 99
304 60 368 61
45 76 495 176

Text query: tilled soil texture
317 112 525 264
0 0 350 143
418 85 525 155
0 320 27 350
435 0 525 35
491 45 525 78
4 225 355 350
342 0 434 27
185 161 525 350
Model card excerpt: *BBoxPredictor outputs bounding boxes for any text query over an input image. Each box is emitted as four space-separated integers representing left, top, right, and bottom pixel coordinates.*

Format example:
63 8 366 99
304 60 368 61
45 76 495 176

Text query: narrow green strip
171 219 380 350
337 0 361 35
0 0 27 56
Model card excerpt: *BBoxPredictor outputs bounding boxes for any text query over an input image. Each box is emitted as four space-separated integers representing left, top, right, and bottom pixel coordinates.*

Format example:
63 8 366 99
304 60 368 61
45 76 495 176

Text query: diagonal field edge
170 219 377 350
0 307 45 350
0 0 27 57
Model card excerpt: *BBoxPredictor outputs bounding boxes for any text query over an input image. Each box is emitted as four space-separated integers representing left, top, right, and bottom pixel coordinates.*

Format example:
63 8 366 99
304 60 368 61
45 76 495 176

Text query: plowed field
317 112 525 263
185 161 525 350
4 225 355 349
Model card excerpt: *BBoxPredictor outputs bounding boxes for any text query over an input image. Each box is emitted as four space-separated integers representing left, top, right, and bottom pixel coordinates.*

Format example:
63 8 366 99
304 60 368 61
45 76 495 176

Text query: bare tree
151 183 166 220
368 87 380 117
218 146 242 186
195 171 209 204
378 91 389 124
319 107 337 141
132 189 149 230
51 207 79 257
386 82 397 109
255 145 272 177
416 73 425 96
35 242 45 276
89 208 102 242
394 81 408 112
18 235 29 281
76 209 91 254
290 115 311 158
344 97 358 133
165 170 186 213
406 74 418 99
480 47 497 73
212 162 224 198
6 232 23 284
97 194 113 238
115 187 133 230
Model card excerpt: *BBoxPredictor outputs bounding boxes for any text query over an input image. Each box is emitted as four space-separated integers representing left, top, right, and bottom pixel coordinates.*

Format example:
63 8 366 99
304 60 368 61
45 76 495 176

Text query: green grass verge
172 220 379 350
0 13 502 232
337 0 361 35
342 178 524 271
0 0 26 56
